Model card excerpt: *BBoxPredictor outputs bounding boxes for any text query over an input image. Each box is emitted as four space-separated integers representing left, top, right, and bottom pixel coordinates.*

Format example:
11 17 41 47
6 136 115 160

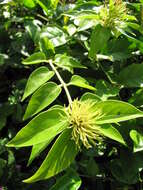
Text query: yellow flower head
100 0 127 29
66 99 103 149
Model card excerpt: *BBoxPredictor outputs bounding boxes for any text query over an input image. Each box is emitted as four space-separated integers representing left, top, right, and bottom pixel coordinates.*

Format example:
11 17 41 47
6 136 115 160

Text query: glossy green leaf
67 10 99 31
22 66 54 101
99 124 126 145
23 82 61 120
130 130 143 152
55 54 86 73
89 25 111 60
22 52 46 65
7 108 68 147
50 169 81 190
28 139 53 166
69 75 96 91
23 129 78 183
94 100 143 124
118 64 143 87
41 26 68 47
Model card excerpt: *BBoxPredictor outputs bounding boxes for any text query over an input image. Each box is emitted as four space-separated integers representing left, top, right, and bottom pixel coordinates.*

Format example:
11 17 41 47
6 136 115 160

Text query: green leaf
130 130 143 152
28 140 53 166
95 80 119 100
50 169 81 190
23 82 61 120
41 26 68 47
27 106 64 165
22 66 54 101
68 11 99 31
89 25 111 60
80 92 101 102
25 20 41 43
22 0 36 8
99 124 126 145
22 52 46 65
94 100 143 124
107 38 130 61
7 108 68 147
39 35 55 57
55 54 86 73
69 75 96 91
110 150 143 184
118 64 143 87
86 158 99 177
23 129 78 183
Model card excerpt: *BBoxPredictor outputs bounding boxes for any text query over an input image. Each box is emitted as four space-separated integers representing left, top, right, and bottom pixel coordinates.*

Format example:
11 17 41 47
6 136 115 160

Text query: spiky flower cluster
66 99 103 149
100 0 127 29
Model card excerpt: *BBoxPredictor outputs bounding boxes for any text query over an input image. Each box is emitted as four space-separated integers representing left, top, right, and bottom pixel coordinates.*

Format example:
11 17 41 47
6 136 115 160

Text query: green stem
48 59 72 105
98 61 115 84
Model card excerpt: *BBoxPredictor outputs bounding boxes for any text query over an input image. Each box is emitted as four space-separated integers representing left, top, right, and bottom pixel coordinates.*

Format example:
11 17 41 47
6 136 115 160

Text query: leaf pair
7 94 143 183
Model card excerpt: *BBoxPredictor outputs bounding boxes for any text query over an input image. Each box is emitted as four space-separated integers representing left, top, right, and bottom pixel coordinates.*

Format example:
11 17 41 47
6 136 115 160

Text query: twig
46 59 72 105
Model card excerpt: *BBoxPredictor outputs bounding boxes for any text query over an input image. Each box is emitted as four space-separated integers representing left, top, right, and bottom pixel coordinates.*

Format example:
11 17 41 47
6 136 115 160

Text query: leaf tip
6 142 14 147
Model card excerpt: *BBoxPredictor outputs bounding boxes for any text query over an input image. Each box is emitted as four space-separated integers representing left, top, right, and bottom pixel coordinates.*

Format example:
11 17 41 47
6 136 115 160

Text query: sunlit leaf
22 52 46 65
99 124 126 145
28 140 53 166
23 82 62 120
23 129 78 183
93 100 143 124
69 75 96 91
7 107 68 147
22 66 55 101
